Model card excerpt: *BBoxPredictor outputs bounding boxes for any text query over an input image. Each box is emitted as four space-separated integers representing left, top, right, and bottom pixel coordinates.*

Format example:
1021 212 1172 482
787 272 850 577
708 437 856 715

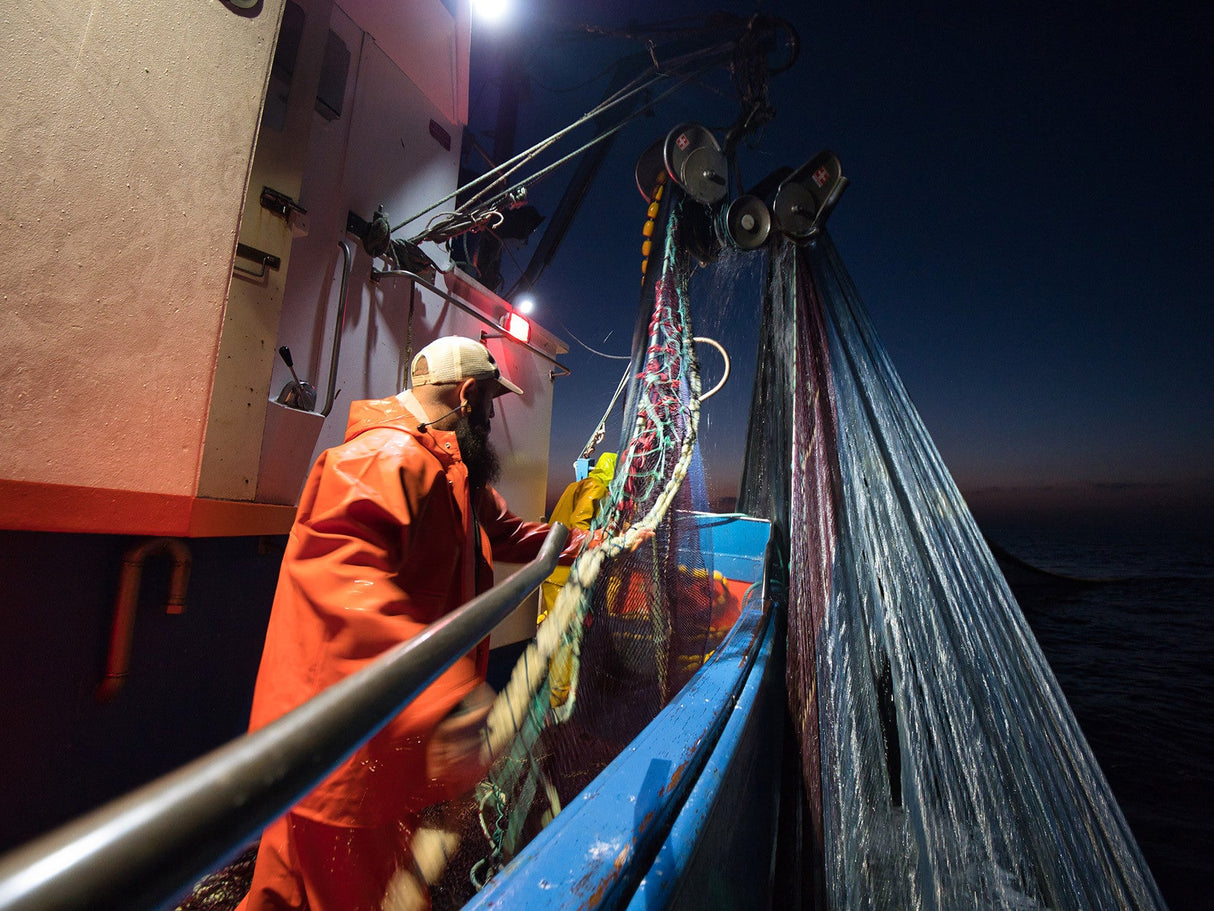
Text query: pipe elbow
125 537 192 614
97 538 193 702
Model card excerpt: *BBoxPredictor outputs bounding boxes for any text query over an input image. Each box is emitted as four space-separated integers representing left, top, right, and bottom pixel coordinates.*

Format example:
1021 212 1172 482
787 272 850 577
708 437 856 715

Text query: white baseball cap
409 336 523 397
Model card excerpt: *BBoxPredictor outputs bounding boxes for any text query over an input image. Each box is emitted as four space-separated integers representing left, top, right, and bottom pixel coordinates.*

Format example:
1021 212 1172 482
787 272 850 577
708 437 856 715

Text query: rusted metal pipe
96 538 192 702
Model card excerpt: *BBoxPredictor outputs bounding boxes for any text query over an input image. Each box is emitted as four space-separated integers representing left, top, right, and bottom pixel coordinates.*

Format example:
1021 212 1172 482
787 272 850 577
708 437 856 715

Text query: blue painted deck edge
680 511 770 583
464 515 772 910
626 606 783 910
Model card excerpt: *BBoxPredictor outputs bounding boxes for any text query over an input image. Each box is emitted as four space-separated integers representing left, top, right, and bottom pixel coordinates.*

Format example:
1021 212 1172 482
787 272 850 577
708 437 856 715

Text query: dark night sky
466 1 1214 528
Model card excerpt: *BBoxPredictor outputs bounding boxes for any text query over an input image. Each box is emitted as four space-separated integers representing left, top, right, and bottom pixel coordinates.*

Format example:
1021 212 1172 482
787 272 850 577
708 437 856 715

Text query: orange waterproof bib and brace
238 393 570 910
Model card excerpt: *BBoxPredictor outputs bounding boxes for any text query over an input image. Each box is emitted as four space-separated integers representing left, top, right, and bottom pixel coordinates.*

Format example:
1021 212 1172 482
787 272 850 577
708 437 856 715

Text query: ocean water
986 522 1214 910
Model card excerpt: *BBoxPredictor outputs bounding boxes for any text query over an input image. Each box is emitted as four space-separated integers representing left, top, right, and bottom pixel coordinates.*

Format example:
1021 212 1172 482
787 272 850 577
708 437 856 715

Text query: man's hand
426 682 494 801
625 526 655 551
587 525 655 552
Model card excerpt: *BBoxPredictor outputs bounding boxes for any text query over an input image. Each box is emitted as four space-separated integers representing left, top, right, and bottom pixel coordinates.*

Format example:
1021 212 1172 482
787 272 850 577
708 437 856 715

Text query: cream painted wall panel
252 2 366 505
338 0 470 127
253 4 561 531
197 0 335 500
203 0 471 502
269 31 467 463
0 0 285 494
265 6 386 441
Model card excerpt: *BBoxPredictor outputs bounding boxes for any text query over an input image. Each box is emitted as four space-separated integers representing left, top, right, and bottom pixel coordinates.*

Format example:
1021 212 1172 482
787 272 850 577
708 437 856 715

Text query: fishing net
183 173 1165 911
423 185 744 907
748 231 1167 909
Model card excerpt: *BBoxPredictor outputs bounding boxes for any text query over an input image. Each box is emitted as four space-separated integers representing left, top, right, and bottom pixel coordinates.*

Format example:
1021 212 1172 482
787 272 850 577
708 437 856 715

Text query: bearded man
237 336 578 911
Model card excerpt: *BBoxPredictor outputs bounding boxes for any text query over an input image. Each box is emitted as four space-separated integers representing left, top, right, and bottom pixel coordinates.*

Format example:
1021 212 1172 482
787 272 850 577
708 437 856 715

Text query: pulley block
722 194 772 250
772 150 849 241
635 123 729 206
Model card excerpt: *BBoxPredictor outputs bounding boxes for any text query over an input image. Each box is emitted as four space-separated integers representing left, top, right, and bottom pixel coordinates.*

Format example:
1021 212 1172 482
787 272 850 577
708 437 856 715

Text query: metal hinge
260 187 307 220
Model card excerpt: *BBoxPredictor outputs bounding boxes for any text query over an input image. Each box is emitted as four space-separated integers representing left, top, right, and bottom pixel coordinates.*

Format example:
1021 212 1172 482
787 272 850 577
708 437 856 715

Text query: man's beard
455 415 501 491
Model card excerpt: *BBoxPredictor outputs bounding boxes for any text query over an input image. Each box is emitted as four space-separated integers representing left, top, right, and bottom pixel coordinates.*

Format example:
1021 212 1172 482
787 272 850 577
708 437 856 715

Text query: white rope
579 366 631 460
693 336 730 402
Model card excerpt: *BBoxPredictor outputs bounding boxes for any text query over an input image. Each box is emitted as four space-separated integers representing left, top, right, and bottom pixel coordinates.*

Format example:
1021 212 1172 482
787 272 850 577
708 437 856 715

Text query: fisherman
236 336 583 911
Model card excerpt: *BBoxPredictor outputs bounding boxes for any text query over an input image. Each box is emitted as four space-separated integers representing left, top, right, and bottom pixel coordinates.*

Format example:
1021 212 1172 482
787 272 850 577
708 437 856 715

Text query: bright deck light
472 0 511 23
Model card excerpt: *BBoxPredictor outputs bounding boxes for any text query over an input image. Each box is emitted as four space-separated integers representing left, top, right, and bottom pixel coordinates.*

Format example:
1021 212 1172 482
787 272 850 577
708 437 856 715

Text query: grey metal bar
320 240 355 416
0 524 569 911
370 268 572 378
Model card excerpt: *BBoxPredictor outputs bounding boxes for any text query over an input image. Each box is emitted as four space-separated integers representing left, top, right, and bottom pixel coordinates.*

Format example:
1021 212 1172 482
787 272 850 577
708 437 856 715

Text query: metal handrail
0 524 569 911
370 268 572 379
320 239 355 416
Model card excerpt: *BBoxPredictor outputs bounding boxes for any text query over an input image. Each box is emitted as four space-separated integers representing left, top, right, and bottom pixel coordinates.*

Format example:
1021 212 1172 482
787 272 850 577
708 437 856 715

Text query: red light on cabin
504 312 531 344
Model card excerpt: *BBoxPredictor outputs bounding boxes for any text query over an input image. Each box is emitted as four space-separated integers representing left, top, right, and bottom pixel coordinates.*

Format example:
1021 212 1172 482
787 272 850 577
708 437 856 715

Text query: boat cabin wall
0 1 289 502
2 0 560 535
0 0 560 858
198 0 498 509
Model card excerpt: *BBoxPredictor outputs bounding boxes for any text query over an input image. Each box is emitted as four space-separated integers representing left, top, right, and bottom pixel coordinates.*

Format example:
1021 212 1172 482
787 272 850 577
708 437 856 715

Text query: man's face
456 381 501 490
466 381 495 432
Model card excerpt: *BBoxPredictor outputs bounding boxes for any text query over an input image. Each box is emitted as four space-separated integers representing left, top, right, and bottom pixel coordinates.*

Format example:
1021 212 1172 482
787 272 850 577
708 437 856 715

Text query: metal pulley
680 192 774 263
635 123 729 206
772 150 849 241
347 204 394 258
722 194 772 250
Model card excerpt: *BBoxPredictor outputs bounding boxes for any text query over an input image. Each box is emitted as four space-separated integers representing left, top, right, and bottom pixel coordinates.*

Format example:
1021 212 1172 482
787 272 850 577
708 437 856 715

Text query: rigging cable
579 367 632 461
390 33 746 239
392 64 684 234
406 66 714 246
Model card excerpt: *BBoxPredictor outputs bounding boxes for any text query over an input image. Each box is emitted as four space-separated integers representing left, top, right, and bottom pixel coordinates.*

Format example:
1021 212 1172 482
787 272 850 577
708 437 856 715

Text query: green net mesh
424 188 738 907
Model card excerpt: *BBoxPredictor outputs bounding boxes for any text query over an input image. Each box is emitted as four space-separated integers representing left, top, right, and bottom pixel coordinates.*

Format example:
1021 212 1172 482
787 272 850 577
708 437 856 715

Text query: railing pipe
320 240 355 416
0 524 569 911
371 268 571 378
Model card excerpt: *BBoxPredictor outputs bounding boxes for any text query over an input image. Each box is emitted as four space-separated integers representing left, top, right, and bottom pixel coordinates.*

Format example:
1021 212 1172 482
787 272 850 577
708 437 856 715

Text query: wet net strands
416 192 720 908
773 232 1167 910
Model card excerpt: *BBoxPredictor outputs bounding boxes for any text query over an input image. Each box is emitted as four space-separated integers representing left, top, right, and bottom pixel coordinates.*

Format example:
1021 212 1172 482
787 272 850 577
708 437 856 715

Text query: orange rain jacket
246 392 571 827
